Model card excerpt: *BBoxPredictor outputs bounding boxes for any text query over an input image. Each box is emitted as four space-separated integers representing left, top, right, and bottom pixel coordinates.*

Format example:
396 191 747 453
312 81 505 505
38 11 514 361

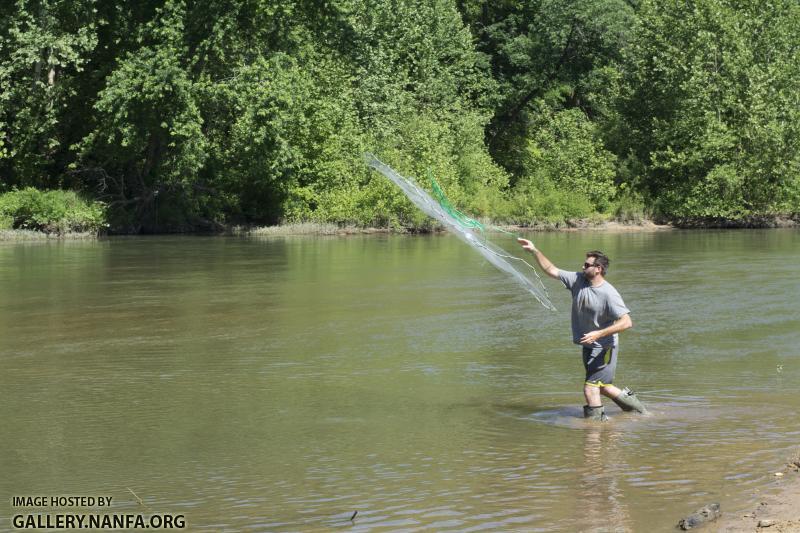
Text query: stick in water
126 487 153 512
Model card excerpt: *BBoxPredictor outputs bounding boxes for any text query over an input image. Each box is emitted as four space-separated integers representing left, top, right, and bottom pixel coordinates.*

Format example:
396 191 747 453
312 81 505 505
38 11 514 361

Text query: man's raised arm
517 238 560 279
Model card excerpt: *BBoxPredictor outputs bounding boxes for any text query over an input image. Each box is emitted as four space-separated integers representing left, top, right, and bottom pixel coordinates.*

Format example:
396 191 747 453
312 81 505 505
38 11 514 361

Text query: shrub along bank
0 188 107 235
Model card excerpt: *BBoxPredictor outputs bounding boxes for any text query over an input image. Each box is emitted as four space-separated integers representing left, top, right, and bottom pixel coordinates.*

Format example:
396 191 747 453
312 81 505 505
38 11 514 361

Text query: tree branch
490 18 579 138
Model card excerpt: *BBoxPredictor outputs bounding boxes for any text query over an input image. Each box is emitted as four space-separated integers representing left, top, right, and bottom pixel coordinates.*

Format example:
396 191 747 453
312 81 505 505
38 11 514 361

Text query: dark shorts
582 344 618 386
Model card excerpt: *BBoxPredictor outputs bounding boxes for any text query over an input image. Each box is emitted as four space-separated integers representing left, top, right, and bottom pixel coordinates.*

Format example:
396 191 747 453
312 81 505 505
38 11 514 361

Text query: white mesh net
366 153 556 311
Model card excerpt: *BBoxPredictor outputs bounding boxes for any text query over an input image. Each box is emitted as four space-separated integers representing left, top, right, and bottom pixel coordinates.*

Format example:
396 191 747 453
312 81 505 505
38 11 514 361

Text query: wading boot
611 387 647 414
583 405 608 422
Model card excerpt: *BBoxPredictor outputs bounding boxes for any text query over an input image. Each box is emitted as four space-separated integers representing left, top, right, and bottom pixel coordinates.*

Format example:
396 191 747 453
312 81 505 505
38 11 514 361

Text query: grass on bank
0 229 97 241
244 222 389 236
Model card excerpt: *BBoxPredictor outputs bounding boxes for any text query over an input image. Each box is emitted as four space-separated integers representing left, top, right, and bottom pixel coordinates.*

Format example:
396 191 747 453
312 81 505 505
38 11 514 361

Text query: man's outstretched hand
517 237 537 253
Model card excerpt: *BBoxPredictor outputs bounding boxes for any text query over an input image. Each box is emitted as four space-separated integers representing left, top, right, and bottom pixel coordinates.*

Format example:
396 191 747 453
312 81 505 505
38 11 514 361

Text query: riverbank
227 215 800 235
5 216 800 240
717 452 800 532
243 219 675 236
1 220 671 240
0 229 98 241
242 222 392 236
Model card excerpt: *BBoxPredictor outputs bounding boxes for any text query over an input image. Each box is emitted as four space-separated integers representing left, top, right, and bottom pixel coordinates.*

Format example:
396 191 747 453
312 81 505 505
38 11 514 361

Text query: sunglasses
583 262 599 269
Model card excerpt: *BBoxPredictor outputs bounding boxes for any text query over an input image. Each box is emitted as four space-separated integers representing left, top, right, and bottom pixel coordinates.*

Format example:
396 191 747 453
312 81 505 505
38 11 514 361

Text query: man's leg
604 385 648 413
600 384 623 399
583 382 608 421
583 345 608 406
594 344 647 413
584 383 603 407
584 377 606 421
582 345 617 421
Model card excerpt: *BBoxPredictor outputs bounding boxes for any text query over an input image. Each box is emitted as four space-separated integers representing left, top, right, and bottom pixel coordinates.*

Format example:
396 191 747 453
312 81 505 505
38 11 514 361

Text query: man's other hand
580 330 603 345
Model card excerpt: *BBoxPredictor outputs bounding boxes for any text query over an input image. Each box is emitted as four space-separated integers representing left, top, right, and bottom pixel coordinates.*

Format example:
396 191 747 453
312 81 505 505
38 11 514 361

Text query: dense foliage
618 0 800 221
0 187 106 233
1 0 798 232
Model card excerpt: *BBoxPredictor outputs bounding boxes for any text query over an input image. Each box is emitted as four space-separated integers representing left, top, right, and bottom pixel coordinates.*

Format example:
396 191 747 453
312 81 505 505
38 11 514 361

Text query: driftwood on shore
678 502 721 530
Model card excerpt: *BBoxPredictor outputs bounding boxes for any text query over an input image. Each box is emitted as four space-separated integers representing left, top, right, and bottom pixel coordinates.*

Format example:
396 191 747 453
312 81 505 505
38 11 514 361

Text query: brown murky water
1 230 799 531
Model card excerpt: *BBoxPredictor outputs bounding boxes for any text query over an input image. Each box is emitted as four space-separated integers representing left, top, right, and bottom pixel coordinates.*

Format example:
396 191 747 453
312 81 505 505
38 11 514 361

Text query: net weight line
365 153 556 311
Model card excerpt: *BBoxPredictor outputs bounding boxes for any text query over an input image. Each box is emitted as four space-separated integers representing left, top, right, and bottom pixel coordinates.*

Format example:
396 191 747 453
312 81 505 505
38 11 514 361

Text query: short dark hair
586 250 610 274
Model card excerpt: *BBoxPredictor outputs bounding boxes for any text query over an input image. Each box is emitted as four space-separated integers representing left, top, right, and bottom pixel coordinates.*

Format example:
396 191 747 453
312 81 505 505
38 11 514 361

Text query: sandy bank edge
716 456 800 532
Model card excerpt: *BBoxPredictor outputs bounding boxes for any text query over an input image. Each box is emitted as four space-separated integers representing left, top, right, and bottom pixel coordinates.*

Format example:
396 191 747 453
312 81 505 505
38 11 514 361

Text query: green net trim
428 170 516 237
428 171 484 232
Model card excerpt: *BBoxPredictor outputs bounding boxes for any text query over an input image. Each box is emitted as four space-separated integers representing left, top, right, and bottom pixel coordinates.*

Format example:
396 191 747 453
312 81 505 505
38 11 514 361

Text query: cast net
365 153 556 311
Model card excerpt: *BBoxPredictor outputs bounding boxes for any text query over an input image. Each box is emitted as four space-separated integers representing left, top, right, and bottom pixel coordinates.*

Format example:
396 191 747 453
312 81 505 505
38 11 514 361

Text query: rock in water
678 503 721 530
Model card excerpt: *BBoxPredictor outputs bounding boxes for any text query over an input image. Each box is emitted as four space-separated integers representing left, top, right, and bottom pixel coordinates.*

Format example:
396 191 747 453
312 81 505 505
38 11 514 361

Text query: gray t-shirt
558 269 631 348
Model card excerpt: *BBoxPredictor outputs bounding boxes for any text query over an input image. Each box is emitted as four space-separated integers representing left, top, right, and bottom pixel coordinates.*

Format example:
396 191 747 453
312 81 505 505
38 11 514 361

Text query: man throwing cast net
517 238 648 421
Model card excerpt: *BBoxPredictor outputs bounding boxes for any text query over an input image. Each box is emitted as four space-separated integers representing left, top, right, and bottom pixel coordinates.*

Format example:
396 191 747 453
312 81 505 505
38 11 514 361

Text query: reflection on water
580 424 631 532
1 230 799 531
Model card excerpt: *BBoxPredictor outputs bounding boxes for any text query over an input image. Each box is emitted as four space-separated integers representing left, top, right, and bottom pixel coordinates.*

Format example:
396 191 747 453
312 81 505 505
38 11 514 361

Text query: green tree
458 0 635 177
510 101 616 223
0 0 98 187
618 0 800 220
75 0 205 231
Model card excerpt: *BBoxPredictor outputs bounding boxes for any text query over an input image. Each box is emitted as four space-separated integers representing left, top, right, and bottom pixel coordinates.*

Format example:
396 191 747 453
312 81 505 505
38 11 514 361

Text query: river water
1 230 799 531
